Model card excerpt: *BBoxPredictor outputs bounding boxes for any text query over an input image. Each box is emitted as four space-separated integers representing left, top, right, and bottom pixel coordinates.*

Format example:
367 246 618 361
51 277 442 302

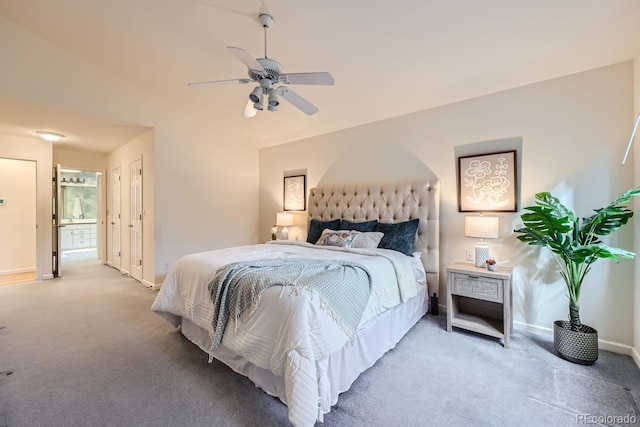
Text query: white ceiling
1 0 640 152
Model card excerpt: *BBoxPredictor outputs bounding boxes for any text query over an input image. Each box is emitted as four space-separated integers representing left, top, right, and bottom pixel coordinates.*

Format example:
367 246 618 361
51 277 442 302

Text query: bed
151 179 440 426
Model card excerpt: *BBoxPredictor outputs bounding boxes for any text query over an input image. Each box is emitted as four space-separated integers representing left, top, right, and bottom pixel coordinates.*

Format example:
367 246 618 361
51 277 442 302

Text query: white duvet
151 241 423 427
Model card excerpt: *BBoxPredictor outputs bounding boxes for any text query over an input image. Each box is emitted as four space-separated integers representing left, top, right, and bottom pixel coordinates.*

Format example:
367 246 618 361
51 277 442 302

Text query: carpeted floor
0 259 638 427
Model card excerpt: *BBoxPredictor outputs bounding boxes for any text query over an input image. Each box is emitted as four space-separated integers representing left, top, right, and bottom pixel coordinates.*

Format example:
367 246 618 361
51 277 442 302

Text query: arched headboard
308 179 440 296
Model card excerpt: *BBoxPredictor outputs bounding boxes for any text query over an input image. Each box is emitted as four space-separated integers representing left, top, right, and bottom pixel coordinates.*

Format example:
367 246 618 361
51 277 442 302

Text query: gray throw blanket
207 258 372 354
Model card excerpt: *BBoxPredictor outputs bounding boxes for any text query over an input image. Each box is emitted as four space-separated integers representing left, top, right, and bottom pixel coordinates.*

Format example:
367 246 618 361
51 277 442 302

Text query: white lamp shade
464 216 499 239
276 212 294 227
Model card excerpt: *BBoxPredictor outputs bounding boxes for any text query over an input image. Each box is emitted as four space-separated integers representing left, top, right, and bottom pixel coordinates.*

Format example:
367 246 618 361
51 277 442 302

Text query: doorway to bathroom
55 168 103 274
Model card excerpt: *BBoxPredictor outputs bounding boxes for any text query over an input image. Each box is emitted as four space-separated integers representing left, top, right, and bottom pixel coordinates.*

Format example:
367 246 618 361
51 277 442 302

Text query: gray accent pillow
307 219 341 243
374 219 420 256
338 219 378 232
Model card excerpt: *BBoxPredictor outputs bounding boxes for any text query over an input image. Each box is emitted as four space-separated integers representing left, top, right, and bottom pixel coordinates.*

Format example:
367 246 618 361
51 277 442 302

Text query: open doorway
58 168 102 267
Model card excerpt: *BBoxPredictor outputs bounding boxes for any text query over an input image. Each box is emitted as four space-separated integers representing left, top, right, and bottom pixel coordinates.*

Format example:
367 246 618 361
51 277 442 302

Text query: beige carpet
1 258 639 427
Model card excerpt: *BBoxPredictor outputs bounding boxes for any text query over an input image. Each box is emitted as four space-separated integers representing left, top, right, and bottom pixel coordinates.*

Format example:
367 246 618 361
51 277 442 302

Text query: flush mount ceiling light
37 131 65 142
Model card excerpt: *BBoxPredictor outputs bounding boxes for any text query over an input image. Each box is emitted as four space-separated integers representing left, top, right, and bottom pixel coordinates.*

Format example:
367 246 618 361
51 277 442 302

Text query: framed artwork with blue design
458 150 517 212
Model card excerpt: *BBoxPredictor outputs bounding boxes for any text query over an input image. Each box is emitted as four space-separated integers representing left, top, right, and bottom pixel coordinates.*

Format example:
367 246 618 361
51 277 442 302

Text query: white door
96 172 104 262
130 159 143 282
52 164 63 277
111 167 121 270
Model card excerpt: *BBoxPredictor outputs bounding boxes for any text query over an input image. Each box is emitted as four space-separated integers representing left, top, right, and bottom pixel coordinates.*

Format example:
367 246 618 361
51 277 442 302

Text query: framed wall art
283 174 306 211
458 150 517 212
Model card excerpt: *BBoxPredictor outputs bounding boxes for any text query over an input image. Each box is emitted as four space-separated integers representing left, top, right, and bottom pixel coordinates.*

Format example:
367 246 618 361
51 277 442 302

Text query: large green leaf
582 188 640 235
516 192 575 256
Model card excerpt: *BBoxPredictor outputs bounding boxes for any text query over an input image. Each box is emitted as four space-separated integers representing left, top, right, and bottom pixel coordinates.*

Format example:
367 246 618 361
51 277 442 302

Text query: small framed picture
283 175 306 211
458 150 517 212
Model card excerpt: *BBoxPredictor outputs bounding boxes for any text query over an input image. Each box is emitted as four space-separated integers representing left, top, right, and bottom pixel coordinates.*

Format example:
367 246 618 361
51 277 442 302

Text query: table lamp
276 212 294 240
465 215 499 268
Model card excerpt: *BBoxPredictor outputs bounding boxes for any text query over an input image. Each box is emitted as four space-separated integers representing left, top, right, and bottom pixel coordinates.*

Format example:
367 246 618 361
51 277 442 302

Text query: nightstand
446 262 513 348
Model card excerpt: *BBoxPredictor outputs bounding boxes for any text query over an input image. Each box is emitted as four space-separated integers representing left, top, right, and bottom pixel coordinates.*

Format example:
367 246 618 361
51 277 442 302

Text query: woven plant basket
553 320 598 365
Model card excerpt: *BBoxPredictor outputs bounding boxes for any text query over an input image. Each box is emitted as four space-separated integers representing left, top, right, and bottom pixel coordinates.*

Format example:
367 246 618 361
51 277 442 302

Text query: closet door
129 158 143 282
111 166 121 270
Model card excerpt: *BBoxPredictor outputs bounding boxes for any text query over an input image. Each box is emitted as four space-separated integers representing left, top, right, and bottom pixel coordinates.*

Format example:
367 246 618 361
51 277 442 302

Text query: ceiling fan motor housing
249 58 283 82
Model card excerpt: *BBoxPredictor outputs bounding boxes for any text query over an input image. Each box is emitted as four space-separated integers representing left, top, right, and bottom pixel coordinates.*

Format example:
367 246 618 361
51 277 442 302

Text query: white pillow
351 232 384 249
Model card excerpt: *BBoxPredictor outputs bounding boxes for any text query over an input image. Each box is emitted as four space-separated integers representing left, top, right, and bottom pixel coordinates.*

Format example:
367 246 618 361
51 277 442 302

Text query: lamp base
281 226 289 240
475 243 489 268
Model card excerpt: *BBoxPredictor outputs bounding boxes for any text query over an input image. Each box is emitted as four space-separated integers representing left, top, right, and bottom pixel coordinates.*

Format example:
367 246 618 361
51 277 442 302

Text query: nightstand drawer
451 273 503 303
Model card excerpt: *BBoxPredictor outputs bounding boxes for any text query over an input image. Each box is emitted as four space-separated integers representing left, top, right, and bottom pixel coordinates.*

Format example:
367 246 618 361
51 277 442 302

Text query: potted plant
486 259 497 271
514 187 640 365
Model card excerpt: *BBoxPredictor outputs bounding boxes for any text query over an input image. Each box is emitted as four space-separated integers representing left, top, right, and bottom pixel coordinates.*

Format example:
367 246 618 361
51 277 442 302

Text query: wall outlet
163 262 169 270
465 249 474 262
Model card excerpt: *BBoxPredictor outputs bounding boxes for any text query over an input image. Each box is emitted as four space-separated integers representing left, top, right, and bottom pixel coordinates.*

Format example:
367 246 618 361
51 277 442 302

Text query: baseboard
514 320 636 357
632 347 640 369
106 261 113 267
142 279 160 290
41 274 54 280
0 267 36 276
120 268 129 276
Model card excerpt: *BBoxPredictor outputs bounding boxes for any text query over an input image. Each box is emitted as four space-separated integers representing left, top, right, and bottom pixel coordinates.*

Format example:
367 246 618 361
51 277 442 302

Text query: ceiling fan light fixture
37 131 65 142
249 86 263 103
254 96 264 111
268 104 278 112
267 88 279 107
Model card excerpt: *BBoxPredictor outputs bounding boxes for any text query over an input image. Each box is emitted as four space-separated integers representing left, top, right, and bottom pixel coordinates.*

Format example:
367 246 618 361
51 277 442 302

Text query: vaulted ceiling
1 0 640 152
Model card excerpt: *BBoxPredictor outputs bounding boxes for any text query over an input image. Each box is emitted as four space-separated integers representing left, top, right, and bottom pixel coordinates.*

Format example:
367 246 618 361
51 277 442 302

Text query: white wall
1 16 259 285
259 62 636 350
0 135 52 279
0 157 36 274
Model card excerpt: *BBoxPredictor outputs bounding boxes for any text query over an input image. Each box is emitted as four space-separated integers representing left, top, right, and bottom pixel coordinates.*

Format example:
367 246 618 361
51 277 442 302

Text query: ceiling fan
188 13 334 118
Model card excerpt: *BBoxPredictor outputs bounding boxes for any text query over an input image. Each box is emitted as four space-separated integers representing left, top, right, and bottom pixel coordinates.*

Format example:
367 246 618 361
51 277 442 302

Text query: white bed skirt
180 285 428 419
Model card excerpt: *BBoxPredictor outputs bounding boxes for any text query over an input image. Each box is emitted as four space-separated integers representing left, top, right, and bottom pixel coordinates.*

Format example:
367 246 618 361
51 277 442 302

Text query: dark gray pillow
338 219 378 232
374 219 420 256
307 219 341 243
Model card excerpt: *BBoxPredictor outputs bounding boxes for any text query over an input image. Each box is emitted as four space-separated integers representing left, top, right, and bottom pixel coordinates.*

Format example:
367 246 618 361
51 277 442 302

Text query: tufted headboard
308 179 440 296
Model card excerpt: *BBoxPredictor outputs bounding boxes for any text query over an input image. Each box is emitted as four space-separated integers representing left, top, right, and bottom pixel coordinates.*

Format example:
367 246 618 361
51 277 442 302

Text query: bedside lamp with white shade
465 215 499 268
276 212 294 240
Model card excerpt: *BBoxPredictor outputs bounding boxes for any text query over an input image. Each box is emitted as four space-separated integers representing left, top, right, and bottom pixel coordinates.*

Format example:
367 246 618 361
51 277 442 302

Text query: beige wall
53 148 107 172
106 129 155 286
0 135 52 279
259 62 636 352
0 157 36 274
1 16 259 285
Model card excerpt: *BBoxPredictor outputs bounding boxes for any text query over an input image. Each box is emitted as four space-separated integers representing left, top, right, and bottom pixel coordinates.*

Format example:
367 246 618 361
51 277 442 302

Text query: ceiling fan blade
187 78 252 87
279 72 334 85
242 99 258 118
276 87 319 115
228 47 266 77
